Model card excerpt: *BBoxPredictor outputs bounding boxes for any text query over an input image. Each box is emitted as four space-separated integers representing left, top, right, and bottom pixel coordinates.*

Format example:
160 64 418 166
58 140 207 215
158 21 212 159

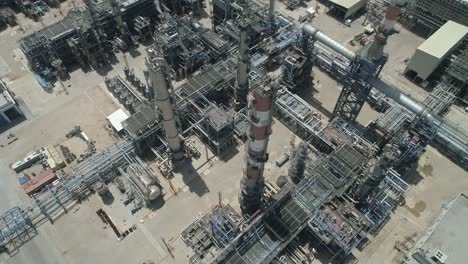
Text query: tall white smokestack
236 19 250 108
146 47 185 161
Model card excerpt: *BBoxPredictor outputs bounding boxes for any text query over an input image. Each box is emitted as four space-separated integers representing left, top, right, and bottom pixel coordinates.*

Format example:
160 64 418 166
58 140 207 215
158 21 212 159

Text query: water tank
104 77 111 87
113 86 121 96
133 77 140 87
128 70 135 82
139 83 146 93
119 90 128 103
124 67 130 78
125 97 134 110
95 181 109 197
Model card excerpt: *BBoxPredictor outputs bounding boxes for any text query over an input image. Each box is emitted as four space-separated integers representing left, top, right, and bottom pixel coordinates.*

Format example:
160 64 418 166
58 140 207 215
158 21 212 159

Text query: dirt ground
0 1 466 264
354 146 468 263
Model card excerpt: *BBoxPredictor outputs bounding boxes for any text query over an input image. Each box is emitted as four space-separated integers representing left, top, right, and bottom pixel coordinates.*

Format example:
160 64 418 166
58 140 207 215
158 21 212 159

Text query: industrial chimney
363 33 387 61
382 0 407 33
269 0 275 24
239 77 277 215
146 47 185 161
235 19 250 109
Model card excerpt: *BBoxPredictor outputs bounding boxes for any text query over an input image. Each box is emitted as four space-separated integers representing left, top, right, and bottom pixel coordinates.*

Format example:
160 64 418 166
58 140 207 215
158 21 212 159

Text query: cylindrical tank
119 90 128 103
133 77 140 87
124 67 130 78
95 181 109 197
125 97 134 110
147 185 162 200
108 80 115 92
126 164 162 201
143 66 151 88
113 85 121 96
128 69 135 82
139 83 146 93
104 77 111 88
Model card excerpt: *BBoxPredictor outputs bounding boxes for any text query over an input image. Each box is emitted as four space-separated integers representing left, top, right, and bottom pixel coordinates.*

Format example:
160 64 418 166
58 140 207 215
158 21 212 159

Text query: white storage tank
126 164 161 201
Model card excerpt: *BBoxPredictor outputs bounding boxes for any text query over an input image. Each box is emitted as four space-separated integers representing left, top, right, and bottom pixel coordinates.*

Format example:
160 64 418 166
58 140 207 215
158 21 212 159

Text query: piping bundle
301 24 468 160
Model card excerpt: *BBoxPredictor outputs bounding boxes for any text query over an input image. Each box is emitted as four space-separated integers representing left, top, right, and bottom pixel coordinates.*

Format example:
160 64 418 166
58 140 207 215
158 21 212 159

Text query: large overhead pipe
368 78 434 122
301 25 357 61
370 78 468 159
302 25 468 158
146 47 185 161
240 77 277 215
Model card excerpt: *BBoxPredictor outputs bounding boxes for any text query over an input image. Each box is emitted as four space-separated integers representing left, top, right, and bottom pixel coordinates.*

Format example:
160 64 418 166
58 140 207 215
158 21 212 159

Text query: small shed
107 109 129 132
328 0 367 19
23 170 57 196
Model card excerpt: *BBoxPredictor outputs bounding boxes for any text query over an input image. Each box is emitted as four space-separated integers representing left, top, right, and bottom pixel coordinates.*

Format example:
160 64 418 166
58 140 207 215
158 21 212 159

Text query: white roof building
406 21 468 80
107 109 129 132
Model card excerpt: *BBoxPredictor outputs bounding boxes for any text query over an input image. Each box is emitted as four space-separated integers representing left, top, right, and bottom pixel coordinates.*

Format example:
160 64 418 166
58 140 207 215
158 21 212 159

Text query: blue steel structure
0 207 35 254
211 210 240 246
361 169 409 233
0 140 136 252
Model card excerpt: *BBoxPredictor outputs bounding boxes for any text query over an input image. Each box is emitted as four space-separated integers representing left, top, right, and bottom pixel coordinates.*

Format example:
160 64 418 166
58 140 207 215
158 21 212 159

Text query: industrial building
0 80 23 126
323 0 368 19
405 21 468 82
404 193 468 264
0 0 467 263
17 0 204 86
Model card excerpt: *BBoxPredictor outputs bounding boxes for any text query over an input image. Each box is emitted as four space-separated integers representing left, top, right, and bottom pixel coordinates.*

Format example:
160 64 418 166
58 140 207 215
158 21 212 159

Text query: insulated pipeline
302 25 468 157
302 25 357 61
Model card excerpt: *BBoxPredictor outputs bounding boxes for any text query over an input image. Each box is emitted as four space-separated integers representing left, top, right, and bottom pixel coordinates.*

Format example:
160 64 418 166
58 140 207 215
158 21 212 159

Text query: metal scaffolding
410 0 468 34
364 0 388 26
447 47 468 84
275 88 323 141
423 79 460 115
209 144 367 264
360 168 409 233
0 140 136 252
376 104 414 135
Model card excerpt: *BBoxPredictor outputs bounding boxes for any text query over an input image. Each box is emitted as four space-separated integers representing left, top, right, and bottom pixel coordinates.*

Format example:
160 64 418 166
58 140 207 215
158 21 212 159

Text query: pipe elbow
301 24 318 38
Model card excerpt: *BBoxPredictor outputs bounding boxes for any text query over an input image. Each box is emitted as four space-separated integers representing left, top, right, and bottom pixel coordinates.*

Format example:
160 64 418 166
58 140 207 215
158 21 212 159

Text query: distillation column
239 78 276 215
146 47 185 161
236 20 250 108
269 0 275 24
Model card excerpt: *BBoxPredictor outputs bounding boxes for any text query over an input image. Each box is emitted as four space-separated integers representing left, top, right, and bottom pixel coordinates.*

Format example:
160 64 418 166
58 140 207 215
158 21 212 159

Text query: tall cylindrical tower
236 20 250 108
382 0 407 33
239 77 277 215
269 0 275 24
363 33 387 61
146 47 184 161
